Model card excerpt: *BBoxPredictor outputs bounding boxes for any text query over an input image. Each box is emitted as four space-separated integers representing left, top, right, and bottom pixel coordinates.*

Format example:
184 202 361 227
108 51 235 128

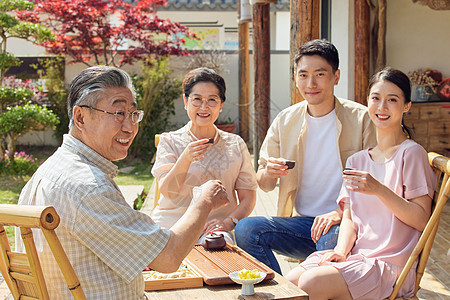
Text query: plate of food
143 263 203 291
229 269 266 295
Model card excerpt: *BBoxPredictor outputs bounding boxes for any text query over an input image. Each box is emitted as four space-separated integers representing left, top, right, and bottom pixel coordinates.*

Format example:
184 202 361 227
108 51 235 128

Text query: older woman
151 68 257 243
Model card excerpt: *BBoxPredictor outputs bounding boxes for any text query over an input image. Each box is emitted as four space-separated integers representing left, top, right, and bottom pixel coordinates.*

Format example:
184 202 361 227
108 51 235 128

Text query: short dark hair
294 39 339 73
182 67 226 102
67 66 135 129
368 67 412 138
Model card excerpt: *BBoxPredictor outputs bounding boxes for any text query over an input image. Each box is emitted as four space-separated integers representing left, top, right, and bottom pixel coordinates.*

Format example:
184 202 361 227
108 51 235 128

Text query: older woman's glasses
79 105 144 124
189 97 221 108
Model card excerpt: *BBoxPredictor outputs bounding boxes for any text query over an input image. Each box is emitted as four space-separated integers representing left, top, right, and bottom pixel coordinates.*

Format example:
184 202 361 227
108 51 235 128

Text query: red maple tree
18 0 196 67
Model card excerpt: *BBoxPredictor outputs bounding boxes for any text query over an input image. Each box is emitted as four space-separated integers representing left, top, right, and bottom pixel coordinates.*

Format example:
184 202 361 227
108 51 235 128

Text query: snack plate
143 262 203 291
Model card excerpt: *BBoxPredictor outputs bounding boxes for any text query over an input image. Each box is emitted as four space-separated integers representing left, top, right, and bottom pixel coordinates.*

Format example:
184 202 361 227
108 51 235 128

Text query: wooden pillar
290 0 320 104
252 3 271 169
354 0 370 105
375 0 387 72
238 0 250 142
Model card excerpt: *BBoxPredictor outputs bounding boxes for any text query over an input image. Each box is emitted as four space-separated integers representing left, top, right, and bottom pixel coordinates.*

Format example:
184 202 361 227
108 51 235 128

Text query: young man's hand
311 210 341 243
265 157 291 178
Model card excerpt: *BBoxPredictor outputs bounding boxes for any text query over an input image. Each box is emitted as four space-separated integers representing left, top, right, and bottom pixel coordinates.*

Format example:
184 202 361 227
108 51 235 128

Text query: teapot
202 232 226 250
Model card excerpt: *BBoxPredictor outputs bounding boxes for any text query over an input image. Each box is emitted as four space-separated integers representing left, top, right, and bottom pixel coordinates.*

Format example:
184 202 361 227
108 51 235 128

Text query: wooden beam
252 3 271 168
290 0 320 104
354 0 370 105
375 0 387 72
238 0 250 142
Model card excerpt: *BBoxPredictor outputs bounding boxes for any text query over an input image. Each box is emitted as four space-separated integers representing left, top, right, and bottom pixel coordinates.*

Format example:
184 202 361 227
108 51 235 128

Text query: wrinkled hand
343 169 382 195
318 250 346 266
183 139 211 162
203 217 234 234
265 157 291 178
197 180 229 211
311 210 341 243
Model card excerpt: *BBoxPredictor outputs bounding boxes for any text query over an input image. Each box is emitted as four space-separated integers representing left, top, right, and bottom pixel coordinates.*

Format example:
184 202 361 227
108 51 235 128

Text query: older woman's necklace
187 123 219 144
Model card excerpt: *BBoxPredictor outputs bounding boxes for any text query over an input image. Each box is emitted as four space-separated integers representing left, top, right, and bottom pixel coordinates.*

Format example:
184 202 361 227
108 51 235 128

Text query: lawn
0 145 154 247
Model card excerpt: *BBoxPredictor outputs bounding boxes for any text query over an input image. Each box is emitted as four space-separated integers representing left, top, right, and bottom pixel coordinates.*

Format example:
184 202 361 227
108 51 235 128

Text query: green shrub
32 56 68 143
129 57 181 158
0 86 34 111
0 103 59 134
0 150 40 176
0 103 59 158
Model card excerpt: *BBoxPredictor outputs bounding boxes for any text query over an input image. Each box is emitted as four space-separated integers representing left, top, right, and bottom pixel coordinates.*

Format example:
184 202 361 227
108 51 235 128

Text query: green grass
114 157 154 193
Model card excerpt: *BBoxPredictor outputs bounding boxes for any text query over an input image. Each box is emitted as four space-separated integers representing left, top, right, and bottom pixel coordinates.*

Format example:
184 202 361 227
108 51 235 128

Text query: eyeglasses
189 97 221 108
79 105 144 124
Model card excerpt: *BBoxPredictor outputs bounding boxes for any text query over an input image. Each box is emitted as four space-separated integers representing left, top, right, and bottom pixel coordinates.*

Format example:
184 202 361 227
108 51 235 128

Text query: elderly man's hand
195 180 229 211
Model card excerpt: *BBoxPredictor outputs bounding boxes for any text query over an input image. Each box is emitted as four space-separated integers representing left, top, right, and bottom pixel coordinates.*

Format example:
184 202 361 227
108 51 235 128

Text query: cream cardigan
258 97 376 217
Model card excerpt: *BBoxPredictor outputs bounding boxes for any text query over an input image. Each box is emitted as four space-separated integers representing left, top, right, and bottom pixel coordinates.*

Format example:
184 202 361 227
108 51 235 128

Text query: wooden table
145 272 308 299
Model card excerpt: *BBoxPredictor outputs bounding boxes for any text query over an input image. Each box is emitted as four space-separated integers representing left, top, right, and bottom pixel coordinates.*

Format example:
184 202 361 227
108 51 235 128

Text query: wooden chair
0 204 86 300
387 152 450 300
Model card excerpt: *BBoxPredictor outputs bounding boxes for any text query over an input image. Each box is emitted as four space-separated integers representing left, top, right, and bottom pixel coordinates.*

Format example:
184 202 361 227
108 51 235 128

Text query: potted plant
409 69 442 102
215 117 236 134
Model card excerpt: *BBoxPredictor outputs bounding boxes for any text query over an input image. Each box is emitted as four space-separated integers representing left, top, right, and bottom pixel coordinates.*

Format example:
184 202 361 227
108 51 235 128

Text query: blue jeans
234 216 339 274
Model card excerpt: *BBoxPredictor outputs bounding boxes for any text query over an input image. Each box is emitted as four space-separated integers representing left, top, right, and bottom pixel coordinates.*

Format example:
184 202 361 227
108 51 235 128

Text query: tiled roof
157 0 289 11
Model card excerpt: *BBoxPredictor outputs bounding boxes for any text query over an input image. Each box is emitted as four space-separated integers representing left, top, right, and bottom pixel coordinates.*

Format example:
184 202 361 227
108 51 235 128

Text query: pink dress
300 139 436 299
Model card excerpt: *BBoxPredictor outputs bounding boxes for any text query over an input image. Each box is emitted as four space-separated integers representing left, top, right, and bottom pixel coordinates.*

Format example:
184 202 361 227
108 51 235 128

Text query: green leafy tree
0 0 53 81
129 57 181 158
0 0 56 158
32 56 68 143
0 104 59 158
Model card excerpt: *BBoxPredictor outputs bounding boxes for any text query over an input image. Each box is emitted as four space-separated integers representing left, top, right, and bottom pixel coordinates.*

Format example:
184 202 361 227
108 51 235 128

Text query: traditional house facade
6 0 450 150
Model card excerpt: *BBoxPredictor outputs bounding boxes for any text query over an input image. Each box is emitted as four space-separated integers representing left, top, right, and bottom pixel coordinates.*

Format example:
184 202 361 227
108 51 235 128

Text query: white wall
274 12 290 51
386 0 450 78
10 1 450 147
331 0 354 100
7 38 46 56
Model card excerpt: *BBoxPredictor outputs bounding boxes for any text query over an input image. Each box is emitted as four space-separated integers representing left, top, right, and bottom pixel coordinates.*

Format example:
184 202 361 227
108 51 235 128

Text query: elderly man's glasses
189 97 221 108
79 105 144 124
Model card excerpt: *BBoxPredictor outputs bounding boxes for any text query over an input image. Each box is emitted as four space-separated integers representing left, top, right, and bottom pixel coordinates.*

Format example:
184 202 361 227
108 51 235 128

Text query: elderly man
16 66 228 299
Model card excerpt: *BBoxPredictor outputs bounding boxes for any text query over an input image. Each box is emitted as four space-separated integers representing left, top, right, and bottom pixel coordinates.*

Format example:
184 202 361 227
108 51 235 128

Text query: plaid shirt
16 134 170 299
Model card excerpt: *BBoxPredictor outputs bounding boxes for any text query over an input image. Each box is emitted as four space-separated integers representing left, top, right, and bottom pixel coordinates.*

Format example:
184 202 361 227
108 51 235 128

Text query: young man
16 66 229 299
235 39 376 274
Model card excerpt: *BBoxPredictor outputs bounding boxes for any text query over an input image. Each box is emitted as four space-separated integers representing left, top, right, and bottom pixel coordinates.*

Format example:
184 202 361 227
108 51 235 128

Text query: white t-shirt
295 110 342 217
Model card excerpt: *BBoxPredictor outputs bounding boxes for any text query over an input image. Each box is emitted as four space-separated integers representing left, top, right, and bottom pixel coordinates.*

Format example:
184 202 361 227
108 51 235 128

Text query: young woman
151 67 257 244
285 68 437 299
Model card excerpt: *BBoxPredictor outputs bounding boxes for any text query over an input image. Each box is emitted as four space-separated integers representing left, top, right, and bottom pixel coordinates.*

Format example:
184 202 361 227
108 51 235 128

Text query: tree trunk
238 17 250 142
354 0 371 105
375 0 387 72
5 134 17 159
371 0 387 72
252 3 271 169
290 0 320 104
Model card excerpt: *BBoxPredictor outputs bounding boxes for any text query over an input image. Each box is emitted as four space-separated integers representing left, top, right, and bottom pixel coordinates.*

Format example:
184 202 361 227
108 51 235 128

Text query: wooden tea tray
184 243 275 285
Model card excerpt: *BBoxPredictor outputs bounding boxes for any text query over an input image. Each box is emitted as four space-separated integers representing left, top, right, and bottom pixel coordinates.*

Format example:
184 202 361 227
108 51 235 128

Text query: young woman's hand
318 250 346 265
182 139 212 162
343 169 383 195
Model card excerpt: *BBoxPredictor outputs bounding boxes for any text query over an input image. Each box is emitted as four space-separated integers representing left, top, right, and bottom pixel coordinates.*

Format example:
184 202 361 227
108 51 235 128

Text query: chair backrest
153 134 161 208
0 204 86 300
388 152 450 299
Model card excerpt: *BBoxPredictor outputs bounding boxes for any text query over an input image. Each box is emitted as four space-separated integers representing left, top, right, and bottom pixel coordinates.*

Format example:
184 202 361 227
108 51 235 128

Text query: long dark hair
368 67 412 139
